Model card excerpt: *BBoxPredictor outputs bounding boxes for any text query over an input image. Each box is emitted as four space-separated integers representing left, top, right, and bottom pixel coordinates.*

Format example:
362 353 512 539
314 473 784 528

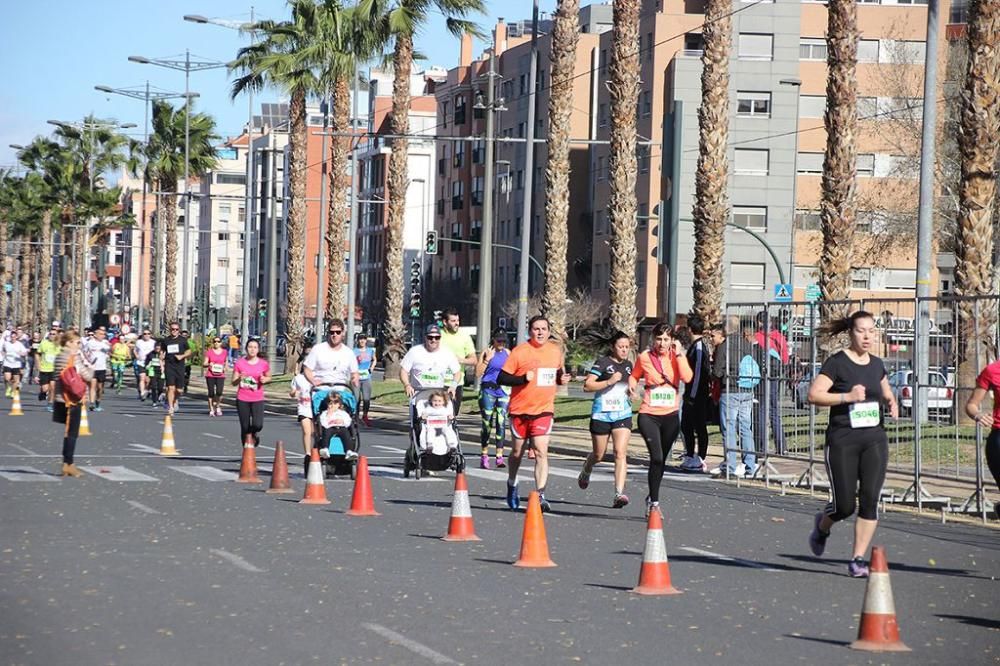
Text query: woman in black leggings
807 311 898 578
232 339 271 447
629 323 692 517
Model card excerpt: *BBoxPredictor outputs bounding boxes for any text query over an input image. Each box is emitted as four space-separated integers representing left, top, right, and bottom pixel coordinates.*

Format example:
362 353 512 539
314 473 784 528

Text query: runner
37 327 61 411
400 324 463 401
82 326 111 411
966 357 1000 518
203 336 229 417
806 310 898 578
303 319 360 392
146 342 165 408
629 323 692 517
354 334 376 426
52 330 93 478
109 335 131 394
181 329 195 396
579 330 634 508
439 308 476 414
290 345 315 471
497 316 571 512
475 328 511 470
232 339 271 447
161 322 191 415
2 326 28 398
134 329 156 400
27 331 41 386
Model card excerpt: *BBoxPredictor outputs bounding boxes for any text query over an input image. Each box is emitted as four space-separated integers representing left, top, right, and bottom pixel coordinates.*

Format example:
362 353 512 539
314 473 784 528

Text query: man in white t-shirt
133 329 157 401
400 325 463 399
2 327 28 397
303 319 360 389
83 326 112 411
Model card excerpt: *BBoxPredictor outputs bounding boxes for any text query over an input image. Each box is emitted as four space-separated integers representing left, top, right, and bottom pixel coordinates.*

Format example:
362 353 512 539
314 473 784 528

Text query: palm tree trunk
163 188 179 324
325 72 351 324
954 0 1000 422
818 0 859 334
691 0 732 327
18 240 33 326
285 86 309 369
0 217 8 322
36 211 52 326
542 0 581 341
607 0 640 339
384 32 414 374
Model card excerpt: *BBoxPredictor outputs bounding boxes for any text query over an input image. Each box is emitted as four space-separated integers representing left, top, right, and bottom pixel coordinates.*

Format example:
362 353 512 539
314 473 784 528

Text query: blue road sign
773 283 793 302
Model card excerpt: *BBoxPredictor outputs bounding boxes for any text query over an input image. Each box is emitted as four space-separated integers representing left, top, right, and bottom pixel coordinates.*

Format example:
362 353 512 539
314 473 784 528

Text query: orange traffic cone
236 435 261 483
850 546 911 652
266 441 294 494
299 448 330 505
159 414 179 456
78 403 92 436
632 508 682 595
513 491 556 568
9 388 23 416
442 472 480 541
346 456 380 516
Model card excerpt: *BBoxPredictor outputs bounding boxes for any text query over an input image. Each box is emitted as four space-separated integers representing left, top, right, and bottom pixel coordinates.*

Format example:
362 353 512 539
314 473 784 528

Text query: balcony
471 191 484 207
436 199 445 216
451 195 464 210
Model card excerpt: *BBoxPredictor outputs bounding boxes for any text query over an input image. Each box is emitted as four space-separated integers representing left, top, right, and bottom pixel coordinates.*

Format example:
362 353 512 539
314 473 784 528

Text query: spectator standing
680 315 712 472
439 308 476 414
710 323 762 478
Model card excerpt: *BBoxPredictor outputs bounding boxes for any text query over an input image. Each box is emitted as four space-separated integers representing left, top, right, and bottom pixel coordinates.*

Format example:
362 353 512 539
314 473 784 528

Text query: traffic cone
513 491 556 568
236 435 261 483
850 546 911 652
346 456 380 516
442 472 480 541
266 441 294 494
78 403 92 436
632 508 682 595
159 414 179 456
9 388 23 416
299 449 330 505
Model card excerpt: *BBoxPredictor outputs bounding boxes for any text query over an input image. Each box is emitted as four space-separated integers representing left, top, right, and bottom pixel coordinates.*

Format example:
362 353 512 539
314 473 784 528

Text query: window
881 40 926 64
800 95 826 118
238 208 245 223
516 170 524 190
641 90 652 117
645 32 654 61
739 33 773 60
451 180 464 209
795 210 822 230
220 203 232 215
519 74 527 94
800 38 827 61
856 153 875 177
470 264 480 291
599 103 608 127
731 262 765 290
517 122 525 138
884 268 916 290
217 258 230 268
737 91 771 117
449 266 462 281
734 149 769 175
217 232 230 241
472 176 484 206
882 97 922 120
454 95 466 125
636 261 647 288
470 219 482 242
851 268 871 290
684 33 704 55
797 152 824 175
638 146 651 173
450 222 462 251
472 139 484 164
238 233 245 249
453 141 465 168
216 173 246 185
950 0 969 23
858 39 879 63
440 101 449 127
733 206 768 230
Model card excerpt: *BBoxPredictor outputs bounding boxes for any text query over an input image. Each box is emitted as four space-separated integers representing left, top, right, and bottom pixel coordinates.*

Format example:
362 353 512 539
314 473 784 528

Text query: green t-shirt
38 339 61 373
440 329 475 366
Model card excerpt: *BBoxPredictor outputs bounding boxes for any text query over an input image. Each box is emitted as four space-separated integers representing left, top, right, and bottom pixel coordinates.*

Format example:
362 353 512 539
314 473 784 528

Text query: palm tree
142 100 218 325
606 0 640 339
8 172 49 326
954 0 1000 419
541 0 582 342
378 0 485 373
0 171 14 322
817 0 859 332
690 0 732 327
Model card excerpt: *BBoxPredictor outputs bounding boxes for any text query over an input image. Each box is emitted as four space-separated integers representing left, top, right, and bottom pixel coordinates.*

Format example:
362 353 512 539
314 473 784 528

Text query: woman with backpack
52 331 93 478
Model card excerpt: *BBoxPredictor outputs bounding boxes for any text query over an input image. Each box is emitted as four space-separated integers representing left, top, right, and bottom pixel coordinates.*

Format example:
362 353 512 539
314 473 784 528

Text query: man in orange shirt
498 316 571 512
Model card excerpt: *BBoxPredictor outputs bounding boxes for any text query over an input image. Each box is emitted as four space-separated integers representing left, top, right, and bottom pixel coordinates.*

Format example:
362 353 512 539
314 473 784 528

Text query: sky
0 0 551 169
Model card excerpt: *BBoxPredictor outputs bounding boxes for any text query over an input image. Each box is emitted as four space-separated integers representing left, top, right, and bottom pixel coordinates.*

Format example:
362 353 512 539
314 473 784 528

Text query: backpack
59 364 88 404
737 353 761 390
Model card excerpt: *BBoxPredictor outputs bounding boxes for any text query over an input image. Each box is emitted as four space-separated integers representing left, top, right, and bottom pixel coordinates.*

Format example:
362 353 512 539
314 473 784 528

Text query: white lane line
372 444 404 453
0 467 60 482
123 413 136 418
368 465 446 482
0 454 240 460
679 546 781 572
170 466 237 482
202 433 225 440
78 466 159 482
127 443 162 454
361 623 459 665
209 548 266 573
7 443 38 456
126 500 161 515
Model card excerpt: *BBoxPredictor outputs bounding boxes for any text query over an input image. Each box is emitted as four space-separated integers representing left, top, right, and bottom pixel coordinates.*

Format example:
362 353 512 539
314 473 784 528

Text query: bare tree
563 287 602 340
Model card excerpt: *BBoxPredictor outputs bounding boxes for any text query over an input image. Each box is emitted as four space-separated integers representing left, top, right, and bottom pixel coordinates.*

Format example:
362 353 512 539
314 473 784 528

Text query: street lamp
129 51 227 331
779 78 802 293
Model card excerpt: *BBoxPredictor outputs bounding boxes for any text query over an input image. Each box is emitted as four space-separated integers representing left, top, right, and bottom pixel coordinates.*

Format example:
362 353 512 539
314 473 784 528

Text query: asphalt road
0 387 997 666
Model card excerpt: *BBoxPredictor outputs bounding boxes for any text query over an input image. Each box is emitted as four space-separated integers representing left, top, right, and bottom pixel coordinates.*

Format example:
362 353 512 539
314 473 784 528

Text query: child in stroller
418 390 459 455
404 388 465 478
318 391 358 461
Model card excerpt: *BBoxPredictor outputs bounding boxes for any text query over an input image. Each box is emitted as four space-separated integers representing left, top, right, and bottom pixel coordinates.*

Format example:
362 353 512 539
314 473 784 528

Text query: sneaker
208 409 215 417
577 466 591 490
848 557 870 578
709 465 735 478
46 404 53 413
495 455 505 468
744 464 758 479
37 392 45 401
506 481 520 510
808 513 830 557
363 416 372 427
344 450 359 461
318 448 330 459
166 408 174 417
538 493 551 513
679 455 692 468
681 455 704 471
645 496 660 518
734 463 747 477
480 454 490 470
612 493 630 509
216 408 223 417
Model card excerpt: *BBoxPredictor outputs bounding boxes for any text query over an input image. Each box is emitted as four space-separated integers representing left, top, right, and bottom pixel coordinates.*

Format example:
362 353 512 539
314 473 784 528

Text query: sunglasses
327 330 343 335
426 335 441 340
170 328 180 331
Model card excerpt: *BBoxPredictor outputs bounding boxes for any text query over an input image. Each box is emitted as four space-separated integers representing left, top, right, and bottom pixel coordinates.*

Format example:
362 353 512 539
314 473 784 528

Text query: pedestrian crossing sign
773 283 793 302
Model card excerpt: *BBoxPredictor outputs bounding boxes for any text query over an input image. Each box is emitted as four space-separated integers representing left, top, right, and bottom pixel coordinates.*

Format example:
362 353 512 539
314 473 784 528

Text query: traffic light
425 230 439 255
257 298 267 317
409 261 422 318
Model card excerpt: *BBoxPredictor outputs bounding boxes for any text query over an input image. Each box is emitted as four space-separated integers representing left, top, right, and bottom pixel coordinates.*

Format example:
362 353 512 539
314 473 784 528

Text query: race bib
418 371 444 387
44 353 56 363
536 368 558 387
849 401 880 429
359 369 371 380
166 344 180 354
210 363 224 374
240 376 259 390
426 416 449 428
599 392 628 412
649 386 677 408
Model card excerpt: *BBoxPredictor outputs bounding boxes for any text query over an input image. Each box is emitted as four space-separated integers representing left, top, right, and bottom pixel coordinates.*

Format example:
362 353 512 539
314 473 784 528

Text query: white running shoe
734 463 747 477
344 450 359 461
681 455 704 471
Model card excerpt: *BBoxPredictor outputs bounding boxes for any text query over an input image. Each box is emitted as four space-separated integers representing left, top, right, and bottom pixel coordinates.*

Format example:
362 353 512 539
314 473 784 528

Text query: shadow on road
782 634 851 648
935 614 1000 630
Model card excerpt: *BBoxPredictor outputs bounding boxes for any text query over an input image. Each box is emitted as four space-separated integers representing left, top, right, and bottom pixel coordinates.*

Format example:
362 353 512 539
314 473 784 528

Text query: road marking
170 466 237 482
0 467 59 482
361 623 459 665
679 546 781 572
78 466 159 482
7 443 38 456
123 413 136 418
202 433 225 440
369 465 446 482
209 548 265 573
126 500 161 515
464 467 533 484
372 444 404 453
127 443 162 454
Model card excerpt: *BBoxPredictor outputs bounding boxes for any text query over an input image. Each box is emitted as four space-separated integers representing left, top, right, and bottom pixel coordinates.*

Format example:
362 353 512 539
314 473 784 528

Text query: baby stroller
403 388 465 479
311 383 362 480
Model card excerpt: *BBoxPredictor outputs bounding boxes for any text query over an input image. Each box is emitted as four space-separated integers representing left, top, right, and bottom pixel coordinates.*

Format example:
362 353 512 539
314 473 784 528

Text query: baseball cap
424 324 441 337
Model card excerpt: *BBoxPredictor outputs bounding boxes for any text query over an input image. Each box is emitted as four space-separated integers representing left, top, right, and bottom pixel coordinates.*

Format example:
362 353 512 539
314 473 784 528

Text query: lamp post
516 0 540 344
779 78 802 293
129 51 226 331
95 83 192 332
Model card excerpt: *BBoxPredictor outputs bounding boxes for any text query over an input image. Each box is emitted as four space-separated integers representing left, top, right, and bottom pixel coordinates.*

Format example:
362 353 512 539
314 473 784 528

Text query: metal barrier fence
720 294 999 520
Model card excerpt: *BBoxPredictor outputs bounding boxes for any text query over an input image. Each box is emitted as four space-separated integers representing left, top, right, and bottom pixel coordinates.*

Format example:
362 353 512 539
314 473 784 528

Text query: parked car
887 370 953 417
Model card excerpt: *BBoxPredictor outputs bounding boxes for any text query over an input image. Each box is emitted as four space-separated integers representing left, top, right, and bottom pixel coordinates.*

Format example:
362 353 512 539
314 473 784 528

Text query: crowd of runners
2 306 998 578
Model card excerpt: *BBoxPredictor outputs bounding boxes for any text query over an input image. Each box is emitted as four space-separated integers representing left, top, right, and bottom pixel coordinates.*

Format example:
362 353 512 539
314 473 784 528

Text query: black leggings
237 400 264 445
986 429 1000 491
637 412 681 503
823 429 888 521
60 404 82 464
681 395 710 459
206 377 225 399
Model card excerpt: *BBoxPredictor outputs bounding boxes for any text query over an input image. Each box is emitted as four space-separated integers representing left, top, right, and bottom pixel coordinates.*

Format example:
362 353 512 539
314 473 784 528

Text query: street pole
667 101 682 323
314 97 329 338
181 49 192 330
240 7 256 348
345 68 362 346
516 0 540 344
475 48 497 350
780 78 802 294
266 148 278 362
137 81 150 329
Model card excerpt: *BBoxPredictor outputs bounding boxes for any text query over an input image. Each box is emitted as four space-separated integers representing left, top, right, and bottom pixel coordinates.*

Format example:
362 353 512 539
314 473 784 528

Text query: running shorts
510 413 554 439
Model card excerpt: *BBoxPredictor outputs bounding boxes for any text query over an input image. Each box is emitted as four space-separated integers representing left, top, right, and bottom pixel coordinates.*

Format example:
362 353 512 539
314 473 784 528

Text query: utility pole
266 148 279 363
346 68 362 346
475 48 499 349
314 96 329 337
516 0 540 344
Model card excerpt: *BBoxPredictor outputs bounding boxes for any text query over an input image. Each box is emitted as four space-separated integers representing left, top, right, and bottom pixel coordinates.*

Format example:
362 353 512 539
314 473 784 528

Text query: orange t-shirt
631 349 693 416
501 340 564 416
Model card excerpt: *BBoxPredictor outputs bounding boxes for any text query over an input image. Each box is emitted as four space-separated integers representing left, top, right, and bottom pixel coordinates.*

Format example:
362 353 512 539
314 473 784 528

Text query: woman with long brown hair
52 331 93 477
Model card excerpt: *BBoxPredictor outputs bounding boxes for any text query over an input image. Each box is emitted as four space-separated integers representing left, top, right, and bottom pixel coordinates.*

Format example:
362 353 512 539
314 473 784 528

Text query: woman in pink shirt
231 339 271 447
203 336 229 417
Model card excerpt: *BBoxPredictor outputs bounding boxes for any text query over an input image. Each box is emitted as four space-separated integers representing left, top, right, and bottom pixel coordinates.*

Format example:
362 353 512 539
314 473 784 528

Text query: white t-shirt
2 339 27 369
303 342 359 386
291 374 314 419
134 338 156 367
84 338 111 372
400 345 460 390
319 408 352 429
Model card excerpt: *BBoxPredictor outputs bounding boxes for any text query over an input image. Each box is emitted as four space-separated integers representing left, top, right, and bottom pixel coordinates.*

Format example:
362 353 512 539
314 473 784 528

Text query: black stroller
403 388 465 479
310 383 362 480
